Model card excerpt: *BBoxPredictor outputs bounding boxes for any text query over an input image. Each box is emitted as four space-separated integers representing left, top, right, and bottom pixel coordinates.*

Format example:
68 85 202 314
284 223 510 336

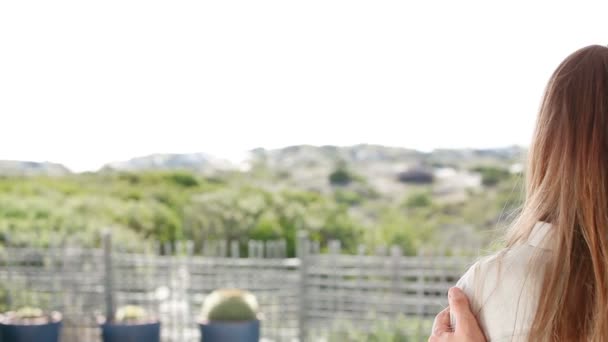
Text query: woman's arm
429 287 486 342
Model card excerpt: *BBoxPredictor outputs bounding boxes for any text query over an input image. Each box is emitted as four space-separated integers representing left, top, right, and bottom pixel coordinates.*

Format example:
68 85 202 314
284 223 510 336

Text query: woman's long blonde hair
506 45 608 341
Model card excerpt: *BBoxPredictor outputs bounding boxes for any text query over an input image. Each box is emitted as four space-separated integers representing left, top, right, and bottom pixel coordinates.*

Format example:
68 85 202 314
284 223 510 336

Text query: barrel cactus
14 307 44 320
1 306 60 324
115 305 148 323
201 289 259 322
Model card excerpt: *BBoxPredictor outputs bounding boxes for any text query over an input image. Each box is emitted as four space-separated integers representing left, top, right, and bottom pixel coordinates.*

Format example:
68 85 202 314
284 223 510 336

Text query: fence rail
0 232 472 342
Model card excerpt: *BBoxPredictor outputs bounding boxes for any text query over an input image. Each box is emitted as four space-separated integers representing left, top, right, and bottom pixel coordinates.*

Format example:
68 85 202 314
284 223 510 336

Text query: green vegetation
471 166 511 187
0 162 523 256
404 192 432 209
0 172 218 250
327 316 431 342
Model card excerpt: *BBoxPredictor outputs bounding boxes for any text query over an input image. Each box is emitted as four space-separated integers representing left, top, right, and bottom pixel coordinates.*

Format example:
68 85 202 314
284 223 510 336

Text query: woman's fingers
429 287 487 342
432 306 452 337
448 287 477 336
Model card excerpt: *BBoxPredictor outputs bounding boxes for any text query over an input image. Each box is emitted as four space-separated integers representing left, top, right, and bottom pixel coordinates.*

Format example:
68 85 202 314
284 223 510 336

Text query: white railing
0 232 473 342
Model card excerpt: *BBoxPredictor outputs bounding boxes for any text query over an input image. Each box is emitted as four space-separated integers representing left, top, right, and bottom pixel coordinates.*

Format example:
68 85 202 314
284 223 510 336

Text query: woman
432 45 608 341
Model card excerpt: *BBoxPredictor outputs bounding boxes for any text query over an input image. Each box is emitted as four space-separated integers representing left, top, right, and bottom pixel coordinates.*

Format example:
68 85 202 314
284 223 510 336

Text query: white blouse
452 222 553 342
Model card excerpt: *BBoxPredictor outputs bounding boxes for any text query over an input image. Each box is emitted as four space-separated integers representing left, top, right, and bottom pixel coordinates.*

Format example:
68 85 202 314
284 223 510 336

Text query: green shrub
404 193 432 209
329 168 354 186
118 173 141 184
334 189 363 206
327 316 431 342
471 166 510 187
166 172 199 187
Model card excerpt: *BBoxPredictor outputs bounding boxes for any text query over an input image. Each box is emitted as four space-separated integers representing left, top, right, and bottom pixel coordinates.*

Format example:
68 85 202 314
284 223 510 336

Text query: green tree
329 168 353 186
472 166 510 187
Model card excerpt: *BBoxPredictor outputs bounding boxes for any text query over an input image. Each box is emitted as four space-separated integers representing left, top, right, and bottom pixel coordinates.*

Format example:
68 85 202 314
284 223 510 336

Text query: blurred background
0 1 606 341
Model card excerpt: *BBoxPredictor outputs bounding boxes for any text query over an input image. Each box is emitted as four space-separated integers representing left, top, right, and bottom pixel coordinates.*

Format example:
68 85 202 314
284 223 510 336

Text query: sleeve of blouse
450 261 483 329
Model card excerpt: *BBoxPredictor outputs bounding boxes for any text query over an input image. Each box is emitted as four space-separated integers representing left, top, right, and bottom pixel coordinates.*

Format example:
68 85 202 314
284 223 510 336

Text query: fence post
219 239 227 258
4 238 13 311
416 251 426 317
296 231 309 342
329 240 342 314
390 246 402 316
103 230 115 322
230 240 240 258
279 239 287 259
248 240 254 258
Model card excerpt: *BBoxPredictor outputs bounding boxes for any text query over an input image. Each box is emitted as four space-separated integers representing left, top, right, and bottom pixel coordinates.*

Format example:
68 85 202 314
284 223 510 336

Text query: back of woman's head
510 45 608 341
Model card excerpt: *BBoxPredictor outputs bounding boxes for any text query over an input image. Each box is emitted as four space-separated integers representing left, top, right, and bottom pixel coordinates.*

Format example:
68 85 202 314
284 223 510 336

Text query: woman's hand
429 287 486 342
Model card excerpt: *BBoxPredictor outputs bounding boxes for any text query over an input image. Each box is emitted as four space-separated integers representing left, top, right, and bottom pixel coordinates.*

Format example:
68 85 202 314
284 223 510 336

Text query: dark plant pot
0 321 61 342
100 321 160 342
199 320 260 342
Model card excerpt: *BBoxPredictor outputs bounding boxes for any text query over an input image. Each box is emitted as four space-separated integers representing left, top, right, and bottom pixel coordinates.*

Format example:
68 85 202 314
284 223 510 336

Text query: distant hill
248 144 524 197
427 146 525 167
250 144 423 168
101 153 235 173
0 145 526 178
0 160 71 176
250 144 524 169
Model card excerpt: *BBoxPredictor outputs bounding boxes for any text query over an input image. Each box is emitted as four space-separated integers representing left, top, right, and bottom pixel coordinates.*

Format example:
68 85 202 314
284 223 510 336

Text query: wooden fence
0 232 472 342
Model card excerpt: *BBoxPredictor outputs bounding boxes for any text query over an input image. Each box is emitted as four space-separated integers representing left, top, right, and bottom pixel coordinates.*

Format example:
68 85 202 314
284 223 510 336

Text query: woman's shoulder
460 236 552 290
461 222 554 290
459 244 541 291
455 244 550 341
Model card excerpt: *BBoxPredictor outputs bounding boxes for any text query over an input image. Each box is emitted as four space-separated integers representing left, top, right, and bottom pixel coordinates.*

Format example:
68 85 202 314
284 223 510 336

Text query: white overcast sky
0 1 606 171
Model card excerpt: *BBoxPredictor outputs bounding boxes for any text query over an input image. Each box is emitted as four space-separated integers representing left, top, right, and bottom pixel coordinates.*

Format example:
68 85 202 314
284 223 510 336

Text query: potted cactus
99 305 160 342
199 289 261 342
0 307 62 342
